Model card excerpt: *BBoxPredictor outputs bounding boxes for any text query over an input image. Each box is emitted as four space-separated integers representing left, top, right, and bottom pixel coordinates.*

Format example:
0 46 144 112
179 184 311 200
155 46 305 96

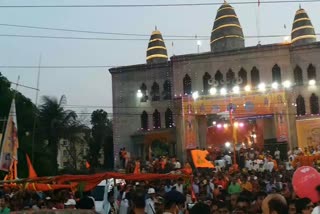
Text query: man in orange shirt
240 177 253 192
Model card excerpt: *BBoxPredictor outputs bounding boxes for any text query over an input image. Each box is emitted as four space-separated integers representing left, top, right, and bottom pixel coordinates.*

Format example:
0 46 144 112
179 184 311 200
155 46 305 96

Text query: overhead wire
0 23 291 39
2 48 320 69
0 23 203 38
0 34 297 40
0 0 319 8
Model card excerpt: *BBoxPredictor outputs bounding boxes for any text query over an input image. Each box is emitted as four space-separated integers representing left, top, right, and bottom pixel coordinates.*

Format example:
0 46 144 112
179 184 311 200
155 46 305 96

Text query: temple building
109 2 320 164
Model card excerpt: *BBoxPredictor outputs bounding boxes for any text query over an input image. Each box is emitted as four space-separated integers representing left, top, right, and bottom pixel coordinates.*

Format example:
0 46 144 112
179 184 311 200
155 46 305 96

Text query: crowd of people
102 168 320 214
121 144 320 175
1 145 320 213
1 168 319 214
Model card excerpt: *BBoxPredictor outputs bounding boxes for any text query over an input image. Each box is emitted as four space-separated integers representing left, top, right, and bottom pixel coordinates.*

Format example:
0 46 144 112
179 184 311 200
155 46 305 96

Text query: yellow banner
296 118 320 149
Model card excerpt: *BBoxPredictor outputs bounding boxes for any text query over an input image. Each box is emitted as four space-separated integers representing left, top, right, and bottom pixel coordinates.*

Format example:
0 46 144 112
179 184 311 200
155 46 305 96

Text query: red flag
26 154 37 178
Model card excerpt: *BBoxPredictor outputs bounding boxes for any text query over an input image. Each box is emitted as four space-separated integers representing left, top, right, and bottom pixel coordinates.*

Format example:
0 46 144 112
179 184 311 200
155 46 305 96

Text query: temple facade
109 3 320 165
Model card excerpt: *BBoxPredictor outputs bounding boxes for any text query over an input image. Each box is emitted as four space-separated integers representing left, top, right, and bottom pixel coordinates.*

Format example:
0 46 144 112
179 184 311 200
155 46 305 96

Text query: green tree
62 121 88 171
38 95 80 175
87 109 113 171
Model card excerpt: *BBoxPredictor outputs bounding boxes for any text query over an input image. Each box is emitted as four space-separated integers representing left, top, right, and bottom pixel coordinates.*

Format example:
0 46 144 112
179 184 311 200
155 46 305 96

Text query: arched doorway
151 140 170 158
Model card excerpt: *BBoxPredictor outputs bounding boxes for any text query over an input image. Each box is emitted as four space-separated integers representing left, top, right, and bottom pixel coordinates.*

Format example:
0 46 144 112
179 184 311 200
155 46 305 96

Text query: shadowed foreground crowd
0 169 320 214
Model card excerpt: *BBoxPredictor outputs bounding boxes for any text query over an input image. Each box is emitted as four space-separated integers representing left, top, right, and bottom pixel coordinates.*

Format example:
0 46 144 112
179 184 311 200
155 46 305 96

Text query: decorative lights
283 36 290 43
244 85 251 92
258 83 266 92
282 80 291 88
234 121 239 128
136 89 143 98
220 87 227 96
217 124 222 128
271 82 279 89
209 87 217 95
192 91 199 100
309 79 316 86
233 121 244 128
223 123 228 128
232 85 240 94
225 142 231 148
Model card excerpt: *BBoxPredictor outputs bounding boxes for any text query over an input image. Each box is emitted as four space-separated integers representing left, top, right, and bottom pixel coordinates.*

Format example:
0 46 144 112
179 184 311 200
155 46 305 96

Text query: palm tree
38 95 82 175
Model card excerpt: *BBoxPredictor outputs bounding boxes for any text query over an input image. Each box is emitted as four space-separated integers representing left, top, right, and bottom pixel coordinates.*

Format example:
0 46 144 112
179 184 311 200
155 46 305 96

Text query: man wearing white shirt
224 153 232 170
174 178 184 194
145 188 156 214
274 148 281 163
174 159 181 169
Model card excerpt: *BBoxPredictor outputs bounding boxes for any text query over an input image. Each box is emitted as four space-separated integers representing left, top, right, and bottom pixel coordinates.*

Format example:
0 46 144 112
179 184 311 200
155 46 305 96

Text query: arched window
272 64 282 83
140 83 148 102
163 80 172 100
153 109 161 129
165 108 173 128
310 93 319 114
203 72 211 95
307 64 316 80
238 68 247 87
141 111 148 130
215 70 223 87
226 69 235 88
294 65 303 85
296 95 306 115
151 82 160 101
251 66 260 87
183 74 192 95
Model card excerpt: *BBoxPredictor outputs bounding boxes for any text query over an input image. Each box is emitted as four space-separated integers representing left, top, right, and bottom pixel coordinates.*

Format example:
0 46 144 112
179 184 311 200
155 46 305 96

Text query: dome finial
146 28 168 64
155 25 157 31
291 7 316 46
210 2 244 52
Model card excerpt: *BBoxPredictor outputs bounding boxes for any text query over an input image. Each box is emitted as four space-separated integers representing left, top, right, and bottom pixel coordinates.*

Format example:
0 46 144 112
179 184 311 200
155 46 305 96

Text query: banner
276 112 288 142
185 115 197 149
296 118 320 149
0 99 19 172
182 91 286 117
191 150 214 168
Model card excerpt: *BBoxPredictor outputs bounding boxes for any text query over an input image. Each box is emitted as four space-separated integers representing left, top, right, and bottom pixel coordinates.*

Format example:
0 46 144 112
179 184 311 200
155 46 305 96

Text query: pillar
197 116 207 149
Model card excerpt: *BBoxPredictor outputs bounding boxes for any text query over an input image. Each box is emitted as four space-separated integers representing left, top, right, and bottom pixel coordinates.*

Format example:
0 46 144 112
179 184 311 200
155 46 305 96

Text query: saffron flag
85 161 90 169
26 154 38 178
0 99 19 173
191 150 214 168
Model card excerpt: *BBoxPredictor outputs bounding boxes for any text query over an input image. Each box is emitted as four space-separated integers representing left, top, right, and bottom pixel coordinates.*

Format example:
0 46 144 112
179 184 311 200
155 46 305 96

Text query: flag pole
31 54 42 164
256 0 261 44
13 77 19 180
